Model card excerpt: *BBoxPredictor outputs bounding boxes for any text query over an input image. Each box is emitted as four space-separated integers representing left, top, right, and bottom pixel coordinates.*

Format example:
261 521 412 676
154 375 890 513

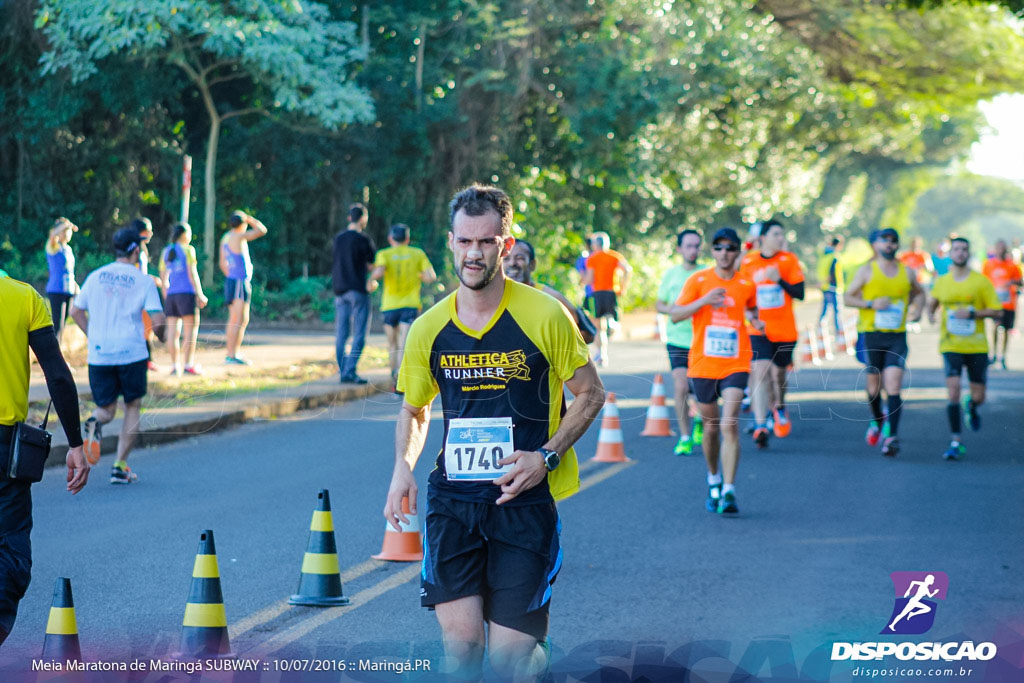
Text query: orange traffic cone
640 375 675 437
798 330 814 366
843 316 858 356
593 393 629 462
819 323 836 361
371 497 422 562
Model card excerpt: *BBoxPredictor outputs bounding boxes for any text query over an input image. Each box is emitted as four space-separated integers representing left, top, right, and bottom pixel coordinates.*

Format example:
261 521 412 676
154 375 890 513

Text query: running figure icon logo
881 571 949 635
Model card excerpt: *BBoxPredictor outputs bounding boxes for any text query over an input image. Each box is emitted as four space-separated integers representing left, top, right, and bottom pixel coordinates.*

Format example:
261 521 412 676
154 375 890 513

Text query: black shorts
998 309 1016 330
0 438 32 635
224 278 251 304
382 307 418 327
666 344 690 370
164 293 197 318
749 336 796 368
592 290 618 319
856 332 909 373
691 372 749 404
421 493 560 641
943 352 988 384
88 359 148 407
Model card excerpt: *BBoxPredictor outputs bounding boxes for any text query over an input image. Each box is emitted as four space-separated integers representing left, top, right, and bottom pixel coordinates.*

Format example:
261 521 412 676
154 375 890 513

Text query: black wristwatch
539 448 560 472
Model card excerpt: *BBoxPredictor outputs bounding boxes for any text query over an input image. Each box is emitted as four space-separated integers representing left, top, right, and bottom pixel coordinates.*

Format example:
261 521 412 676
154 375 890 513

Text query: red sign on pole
181 155 192 223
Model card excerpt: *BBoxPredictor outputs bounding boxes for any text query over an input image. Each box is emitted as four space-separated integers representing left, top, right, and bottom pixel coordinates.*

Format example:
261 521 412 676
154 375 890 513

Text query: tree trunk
203 114 221 287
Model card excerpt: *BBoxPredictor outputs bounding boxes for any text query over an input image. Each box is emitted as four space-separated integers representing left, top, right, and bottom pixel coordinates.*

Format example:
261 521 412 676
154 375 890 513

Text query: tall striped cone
290 489 349 606
807 325 823 366
41 578 81 662
593 393 629 462
640 375 675 437
177 530 233 659
835 325 850 355
843 316 858 356
798 330 814 367
371 497 422 562
819 323 836 361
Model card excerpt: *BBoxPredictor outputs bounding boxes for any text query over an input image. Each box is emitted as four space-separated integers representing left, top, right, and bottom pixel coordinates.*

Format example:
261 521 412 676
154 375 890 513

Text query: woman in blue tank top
45 217 79 342
160 223 208 376
219 210 268 364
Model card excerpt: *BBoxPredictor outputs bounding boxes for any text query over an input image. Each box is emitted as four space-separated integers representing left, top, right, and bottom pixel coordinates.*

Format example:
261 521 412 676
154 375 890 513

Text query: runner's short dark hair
763 219 784 234
515 238 535 262
348 203 366 223
449 184 513 237
677 229 702 247
389 224 409 242
950 236 970 248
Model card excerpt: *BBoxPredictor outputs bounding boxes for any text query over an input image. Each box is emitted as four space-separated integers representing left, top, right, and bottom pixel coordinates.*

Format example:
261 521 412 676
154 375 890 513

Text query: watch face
544 451 560 470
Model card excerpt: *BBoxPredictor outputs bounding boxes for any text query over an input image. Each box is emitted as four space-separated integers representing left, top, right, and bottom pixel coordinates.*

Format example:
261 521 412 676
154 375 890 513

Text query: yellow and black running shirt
398 280 590 505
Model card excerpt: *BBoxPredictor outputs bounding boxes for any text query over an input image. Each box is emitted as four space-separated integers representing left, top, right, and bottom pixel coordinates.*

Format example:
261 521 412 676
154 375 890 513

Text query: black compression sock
946 403 961 435
887 394 904 435
869 393 884 422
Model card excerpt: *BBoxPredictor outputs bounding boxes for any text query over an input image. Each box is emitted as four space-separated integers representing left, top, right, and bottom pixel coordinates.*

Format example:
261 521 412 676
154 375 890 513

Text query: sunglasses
712 244 740 252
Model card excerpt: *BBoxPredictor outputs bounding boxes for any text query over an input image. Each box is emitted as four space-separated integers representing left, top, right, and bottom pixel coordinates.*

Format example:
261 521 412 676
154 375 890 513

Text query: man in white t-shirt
71 228 166 484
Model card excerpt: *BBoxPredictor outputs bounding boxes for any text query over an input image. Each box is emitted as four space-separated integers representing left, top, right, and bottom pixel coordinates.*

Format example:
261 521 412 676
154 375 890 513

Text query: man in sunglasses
670 228 764 514
844 228 926 457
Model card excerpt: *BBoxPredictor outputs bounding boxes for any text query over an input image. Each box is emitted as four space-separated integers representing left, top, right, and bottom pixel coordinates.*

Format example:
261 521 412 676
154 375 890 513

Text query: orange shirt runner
899 250 932 283
676 268 757 379
738 250 803 342
586 249 628 293
983 258 1023 310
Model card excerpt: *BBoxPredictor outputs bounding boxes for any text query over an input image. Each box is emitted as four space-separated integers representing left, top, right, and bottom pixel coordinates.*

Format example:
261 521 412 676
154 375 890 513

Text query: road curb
46 380 388 469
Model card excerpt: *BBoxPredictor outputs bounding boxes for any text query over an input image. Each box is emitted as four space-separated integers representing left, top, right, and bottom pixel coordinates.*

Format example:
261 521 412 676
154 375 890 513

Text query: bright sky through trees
968 93 1024 182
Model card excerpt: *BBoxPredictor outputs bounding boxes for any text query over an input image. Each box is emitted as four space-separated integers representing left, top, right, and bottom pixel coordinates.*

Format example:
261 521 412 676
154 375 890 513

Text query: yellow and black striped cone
289 489 350 606
176 530 234 659
41 577 81 661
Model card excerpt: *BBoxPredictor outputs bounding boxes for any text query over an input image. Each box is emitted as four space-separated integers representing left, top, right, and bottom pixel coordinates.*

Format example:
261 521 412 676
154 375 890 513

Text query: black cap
870 227 899 242
712 227 741 246
112 228 141 255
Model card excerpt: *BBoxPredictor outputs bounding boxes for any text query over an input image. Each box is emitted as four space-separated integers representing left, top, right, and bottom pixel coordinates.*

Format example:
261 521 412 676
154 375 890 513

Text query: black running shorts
749 335 796 368
88 359 148 407
943 352 988 384
666 344 690 370
998 309 1016 330
691 372 749 404
421 492 560 641
382 307 418 327
592 290 618 319
856 332 909 373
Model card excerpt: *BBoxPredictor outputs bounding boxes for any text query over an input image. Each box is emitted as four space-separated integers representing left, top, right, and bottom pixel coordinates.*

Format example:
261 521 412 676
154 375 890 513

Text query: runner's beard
880 249 897 260
953 256 969 267
458 258 501 290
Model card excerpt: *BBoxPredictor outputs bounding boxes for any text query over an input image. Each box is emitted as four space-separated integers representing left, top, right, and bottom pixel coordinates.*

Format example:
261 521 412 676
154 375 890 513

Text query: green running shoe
674 435 694 456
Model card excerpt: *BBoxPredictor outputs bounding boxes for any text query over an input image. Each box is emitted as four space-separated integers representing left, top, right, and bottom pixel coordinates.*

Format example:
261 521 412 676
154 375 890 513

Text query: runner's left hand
493 450 547 505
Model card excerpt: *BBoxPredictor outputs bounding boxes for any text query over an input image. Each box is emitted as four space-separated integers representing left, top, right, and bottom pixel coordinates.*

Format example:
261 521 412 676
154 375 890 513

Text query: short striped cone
843 316 858 356
290 489 349 606
41 578 82 662
835 326 849 355
371 497 422 562
640 374 675 437
593 393 629 462
176 530 234 659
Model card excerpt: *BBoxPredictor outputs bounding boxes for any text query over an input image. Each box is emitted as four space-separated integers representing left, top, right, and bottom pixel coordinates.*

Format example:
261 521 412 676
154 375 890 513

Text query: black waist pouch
8 402 52 483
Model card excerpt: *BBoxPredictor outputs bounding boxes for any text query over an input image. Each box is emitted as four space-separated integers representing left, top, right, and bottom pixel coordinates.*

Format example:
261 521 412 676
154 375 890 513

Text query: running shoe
83 417 102 465
962 395 981 432
881 437 900 457
881 420 891 439
705 484 721 513
753 427 769 449
110 462 138 484
772 406 791 438
865 420 881 447
225 355 252 366
169 365 183 377
184 364 203 376
717 490 739 514
942 442 966 461
1001 358 1008 371
692 416 704 445
674 435 694 456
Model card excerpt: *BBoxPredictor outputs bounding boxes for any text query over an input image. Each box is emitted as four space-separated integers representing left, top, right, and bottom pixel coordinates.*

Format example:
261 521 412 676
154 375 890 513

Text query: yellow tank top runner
858 262 911 333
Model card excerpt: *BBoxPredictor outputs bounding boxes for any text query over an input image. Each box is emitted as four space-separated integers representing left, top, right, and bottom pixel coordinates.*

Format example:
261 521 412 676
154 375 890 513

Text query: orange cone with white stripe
819 323 836 361
798 330 814 367
371 496 422 562
843 316 858 356
640 375 675 437
807 325 823 366
593 393 629 462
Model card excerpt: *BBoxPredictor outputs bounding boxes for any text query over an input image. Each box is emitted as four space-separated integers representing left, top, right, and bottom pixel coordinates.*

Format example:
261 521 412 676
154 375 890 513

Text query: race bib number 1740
445 417 515 481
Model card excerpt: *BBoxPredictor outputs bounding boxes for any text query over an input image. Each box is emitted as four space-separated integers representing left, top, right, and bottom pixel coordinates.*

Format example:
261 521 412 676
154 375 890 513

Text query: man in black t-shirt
332 203 376 384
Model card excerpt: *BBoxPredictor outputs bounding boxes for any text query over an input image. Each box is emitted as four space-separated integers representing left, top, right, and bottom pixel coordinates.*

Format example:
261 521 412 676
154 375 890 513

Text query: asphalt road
2 333 1023 682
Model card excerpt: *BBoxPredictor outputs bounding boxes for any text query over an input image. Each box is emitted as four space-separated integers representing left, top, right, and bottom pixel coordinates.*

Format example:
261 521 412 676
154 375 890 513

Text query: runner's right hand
871 296 891 311
384 468 417 532
704 288 727 308
66 445 90 494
